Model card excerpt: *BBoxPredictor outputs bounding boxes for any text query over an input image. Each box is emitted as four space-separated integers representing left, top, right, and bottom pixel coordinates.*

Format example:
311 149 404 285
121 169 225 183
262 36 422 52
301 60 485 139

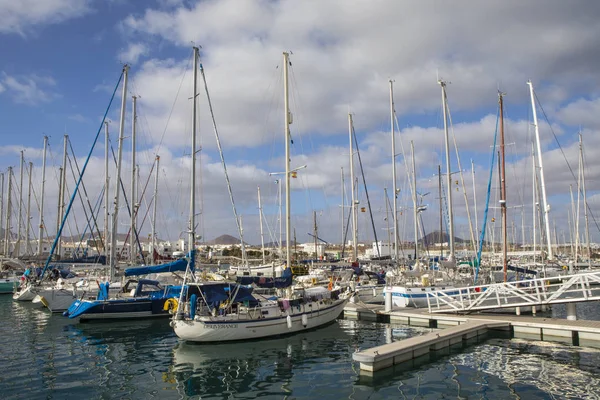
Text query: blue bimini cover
124 258 189 277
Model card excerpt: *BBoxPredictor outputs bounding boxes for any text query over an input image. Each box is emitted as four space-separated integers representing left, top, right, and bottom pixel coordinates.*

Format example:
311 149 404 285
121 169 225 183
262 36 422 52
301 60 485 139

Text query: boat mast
313 210 318 259
498 93 508 282
439 164 443 260
575 149 582 263
283 51 292 268
384 188 390 258
152 155 159 264
439 80 455 261
532 143 537 264
471 160 479 252
580 134 591 267
110 64 129 281
130 95 137 265
411 141 418 261
278 178 282 259
104 121 110 259
389 80 399 263
190 48 199 266
4 168 12 255
258 186 265 264
348 113 358 262
0 172 3 255
37 136 48 256
527 80 552 260
341 167 345 250
25 161 32 256
16 151 24 257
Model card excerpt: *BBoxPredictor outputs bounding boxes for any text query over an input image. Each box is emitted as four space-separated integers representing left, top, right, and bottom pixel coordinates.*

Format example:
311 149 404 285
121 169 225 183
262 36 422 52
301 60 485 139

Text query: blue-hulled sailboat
63 257 189 321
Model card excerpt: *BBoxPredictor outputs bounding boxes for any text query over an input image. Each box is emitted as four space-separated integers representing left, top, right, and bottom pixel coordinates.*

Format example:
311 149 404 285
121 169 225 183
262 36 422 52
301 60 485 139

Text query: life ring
163 298 179 312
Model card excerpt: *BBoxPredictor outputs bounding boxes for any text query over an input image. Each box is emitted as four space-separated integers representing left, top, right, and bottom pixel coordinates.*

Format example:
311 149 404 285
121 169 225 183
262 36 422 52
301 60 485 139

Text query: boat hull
172 299 347 342
66 298 174 321
0 279 18 294
385 285 457 308
13 285 36 301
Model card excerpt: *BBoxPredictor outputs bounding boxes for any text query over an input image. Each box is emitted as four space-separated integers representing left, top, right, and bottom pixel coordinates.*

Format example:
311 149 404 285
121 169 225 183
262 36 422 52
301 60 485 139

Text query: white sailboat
170 51 352 342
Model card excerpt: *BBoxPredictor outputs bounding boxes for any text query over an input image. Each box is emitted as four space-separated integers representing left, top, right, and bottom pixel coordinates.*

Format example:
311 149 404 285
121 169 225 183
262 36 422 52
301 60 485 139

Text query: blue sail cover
236 267 292 288
124 258 189 277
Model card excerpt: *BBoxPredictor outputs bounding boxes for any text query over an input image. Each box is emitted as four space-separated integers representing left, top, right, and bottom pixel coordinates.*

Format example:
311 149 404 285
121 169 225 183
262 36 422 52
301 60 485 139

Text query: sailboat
170 51 352 342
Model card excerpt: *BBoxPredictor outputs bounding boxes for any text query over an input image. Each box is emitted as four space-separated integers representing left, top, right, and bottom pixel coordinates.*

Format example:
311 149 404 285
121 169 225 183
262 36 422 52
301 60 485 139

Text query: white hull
385 285 456 308
230 263 283 277
173 298 347 342
34 288 82 312
13 286 36 301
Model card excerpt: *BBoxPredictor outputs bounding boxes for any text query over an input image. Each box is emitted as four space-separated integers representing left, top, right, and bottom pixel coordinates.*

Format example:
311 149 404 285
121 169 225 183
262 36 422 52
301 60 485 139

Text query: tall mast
532 143 537 264
58 135 68 259
258 186 265 264
37 136 48 256
283 51 292 268
471 160 479 252
0 172 3 255
104 122 110 258
575 147 582 263
348 113 358 261
580 134 591 267
152 155 160 264
4 168 12 256
389 80 399 262
110 64 129 280
439 80 455 261
499 93 508 282
25 162 32 256
384 187 391 257
16 151 24 257
341 167 345 249
130 95 137 265
411 141 418 261
313 210 318 259
190 48 199 264
438 164 443 259
527 80 552 260
278 178 282 259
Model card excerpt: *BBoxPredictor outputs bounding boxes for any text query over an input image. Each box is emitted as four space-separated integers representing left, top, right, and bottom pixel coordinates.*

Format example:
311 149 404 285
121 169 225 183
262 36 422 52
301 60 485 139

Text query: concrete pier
344 303 600 374
353 320 509 372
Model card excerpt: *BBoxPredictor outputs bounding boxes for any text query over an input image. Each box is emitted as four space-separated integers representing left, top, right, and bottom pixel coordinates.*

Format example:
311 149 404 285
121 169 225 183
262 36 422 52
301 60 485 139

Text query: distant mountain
421 231 468 245
206 234 244 245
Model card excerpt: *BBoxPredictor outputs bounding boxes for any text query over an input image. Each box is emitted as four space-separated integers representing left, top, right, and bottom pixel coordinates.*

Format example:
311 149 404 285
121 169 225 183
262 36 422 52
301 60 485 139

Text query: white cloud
118 42 148 64
0 0 92 36
0 72 59 105
68 113 88 123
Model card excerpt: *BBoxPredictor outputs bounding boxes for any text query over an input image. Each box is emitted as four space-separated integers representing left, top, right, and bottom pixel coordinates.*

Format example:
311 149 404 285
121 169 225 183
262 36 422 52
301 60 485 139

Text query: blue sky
1 0 600 249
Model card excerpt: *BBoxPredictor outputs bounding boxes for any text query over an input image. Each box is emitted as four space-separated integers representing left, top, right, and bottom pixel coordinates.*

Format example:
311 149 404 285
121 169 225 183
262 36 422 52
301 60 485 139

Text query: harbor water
1 295 600 399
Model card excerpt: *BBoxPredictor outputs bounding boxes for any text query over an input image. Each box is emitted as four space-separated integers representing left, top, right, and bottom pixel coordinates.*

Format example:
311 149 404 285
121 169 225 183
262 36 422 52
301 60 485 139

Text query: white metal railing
426 271 600 313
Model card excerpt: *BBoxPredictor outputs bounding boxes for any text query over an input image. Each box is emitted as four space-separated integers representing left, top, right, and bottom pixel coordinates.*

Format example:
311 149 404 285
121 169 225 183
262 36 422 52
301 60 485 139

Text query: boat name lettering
206 324 238 329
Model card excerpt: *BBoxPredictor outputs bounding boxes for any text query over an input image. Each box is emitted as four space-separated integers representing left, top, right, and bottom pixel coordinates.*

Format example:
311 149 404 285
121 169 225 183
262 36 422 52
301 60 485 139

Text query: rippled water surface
1 295 600 399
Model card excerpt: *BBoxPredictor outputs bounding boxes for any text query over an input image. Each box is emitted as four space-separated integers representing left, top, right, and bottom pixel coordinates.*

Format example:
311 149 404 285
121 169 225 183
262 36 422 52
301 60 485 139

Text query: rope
41 68 124 279
199 62 247 264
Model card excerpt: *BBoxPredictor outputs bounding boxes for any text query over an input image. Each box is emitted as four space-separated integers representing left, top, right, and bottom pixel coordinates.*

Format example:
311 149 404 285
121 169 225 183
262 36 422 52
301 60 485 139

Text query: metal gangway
425 271 600 313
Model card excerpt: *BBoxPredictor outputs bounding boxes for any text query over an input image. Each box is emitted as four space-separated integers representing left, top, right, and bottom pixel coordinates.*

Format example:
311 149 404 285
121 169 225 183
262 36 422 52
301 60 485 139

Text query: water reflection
3 291 600 399
169 322 351 398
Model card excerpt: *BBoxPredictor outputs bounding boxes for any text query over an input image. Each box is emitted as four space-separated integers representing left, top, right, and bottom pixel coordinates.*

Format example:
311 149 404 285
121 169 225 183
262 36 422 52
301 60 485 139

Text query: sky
1 0 600 250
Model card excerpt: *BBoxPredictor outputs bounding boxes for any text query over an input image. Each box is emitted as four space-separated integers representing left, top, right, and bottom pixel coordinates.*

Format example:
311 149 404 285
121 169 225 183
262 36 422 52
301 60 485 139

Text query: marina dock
347 303 600 374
